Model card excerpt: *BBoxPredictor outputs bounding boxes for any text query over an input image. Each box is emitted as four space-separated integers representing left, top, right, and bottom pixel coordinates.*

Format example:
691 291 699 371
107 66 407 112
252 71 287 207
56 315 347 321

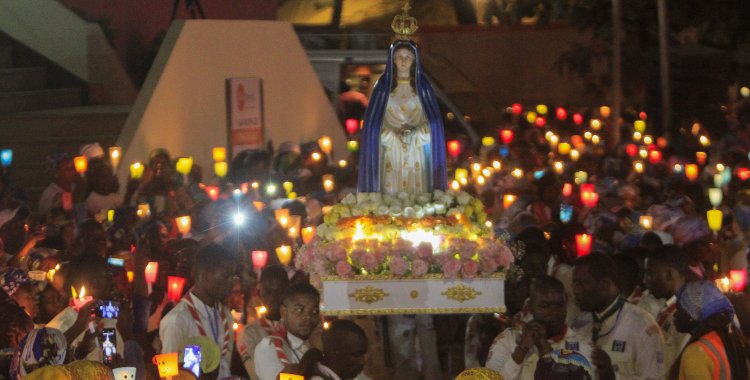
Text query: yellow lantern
107 209 115 223
599 106 611 118
707 209 723 232
302 226 316 244
503 194 517 209
699 135 710 147
137 203 150 219
639 215 653 229
287 215 301 239
109 146 122 169
526 111 537 124
276 245 292 266
322 174 335 192
338 160 347 168
536 104 548 115
283 181 294 194
634 120 646 133
176 216 191 235
455 168 468 181
643 135 654 145
175 157 193 176
318 136 333 154
280 374 304 380
212 147 227 162
558 142 571 155
73 156 88 174
347 140 359 152
591 135 600 145
214 161 228 178
275 209 290 227
481 136 495 146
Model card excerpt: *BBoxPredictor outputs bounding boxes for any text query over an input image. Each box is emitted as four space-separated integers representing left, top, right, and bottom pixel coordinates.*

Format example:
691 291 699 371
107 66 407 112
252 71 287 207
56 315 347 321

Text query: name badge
612 340 627 352
565 341 580 351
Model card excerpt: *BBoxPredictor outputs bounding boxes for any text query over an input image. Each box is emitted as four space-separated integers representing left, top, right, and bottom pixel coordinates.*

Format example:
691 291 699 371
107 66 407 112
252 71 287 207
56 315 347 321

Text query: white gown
379 91 431 194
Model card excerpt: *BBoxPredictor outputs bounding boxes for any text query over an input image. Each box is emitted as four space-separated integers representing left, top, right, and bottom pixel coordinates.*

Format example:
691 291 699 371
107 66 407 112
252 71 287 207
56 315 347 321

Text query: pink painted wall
59 0 277 85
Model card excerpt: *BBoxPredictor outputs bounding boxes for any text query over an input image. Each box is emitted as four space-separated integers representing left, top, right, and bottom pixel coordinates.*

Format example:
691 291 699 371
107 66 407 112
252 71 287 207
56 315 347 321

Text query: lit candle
152 352 179 378
511 168 523 179
338 160 348 168
137 203 150 219
167 276 185 303
318 136 333 154
302 226 316 244
730 270 747 292
275 209 290 227
454 168 469 181
287 215 301 239
212 147 227 162
685 164 699 181
73 156 88 174
130 162 144 179
71 286 93 311
175 216 191 236
716 277 731 293
633 161 644 174
322 174 335 192
503 194 517 209
47 263 60 282
562 183 573 197
553 161 564 174
575 234 592 257
108 147 122 169
707 209 723 232
500 129 514 144
590 119 601 131
708 188 723 207
570 149 580 162
276 245 292 266
126 271 134 283
639 215 653 230
175 157 193 176
450 180 460 191
255 305 267 319
214 161 228 178
145 261 159 294
251 251 268 272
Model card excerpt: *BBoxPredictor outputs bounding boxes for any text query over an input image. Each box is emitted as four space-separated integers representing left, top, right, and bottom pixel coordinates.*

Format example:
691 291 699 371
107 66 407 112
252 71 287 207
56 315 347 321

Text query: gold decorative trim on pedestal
322 306 505 316
349 285 389 304
441 284 482 303
321 272 506 282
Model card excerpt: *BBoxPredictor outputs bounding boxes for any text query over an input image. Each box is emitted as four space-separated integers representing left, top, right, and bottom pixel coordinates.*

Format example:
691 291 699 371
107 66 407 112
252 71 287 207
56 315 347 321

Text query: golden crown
391 2 418 40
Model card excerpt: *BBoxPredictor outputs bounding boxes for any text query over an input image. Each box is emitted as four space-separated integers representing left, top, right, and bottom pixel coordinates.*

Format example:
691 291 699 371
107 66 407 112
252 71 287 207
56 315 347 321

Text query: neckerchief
268 328 290 365
259 317 284 337
182 293 231 356
656 297 677 327
592 296 625 343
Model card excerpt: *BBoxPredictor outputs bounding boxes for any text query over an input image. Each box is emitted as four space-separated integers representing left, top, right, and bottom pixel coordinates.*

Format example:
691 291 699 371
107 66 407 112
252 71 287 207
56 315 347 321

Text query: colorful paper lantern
696 152 707 165
572 113 583 125
175 216 191 235
511 103 523 115
634 120 646 133
73 156 88 174
167 276 185 303
302 226 316 245
275 209 290 227
447 140 461 158
639 215 653 230
205 186 220 201
175 157 193 176
707 209 723 232
136 203 150 219
152 352 179 378
130 162 144 179
555 107 567 120
739 168 750 181
108 147 121 169
347 140 359 152
287 215 301 239
730 270 747 292
276 245 292 266
534 116 546 127
214 161 228 178
562 183 573 197
145 262 159 285
558 142 571 155
685 164 699 181
345 118 359 135
0 149 12 167
708 188 723 207
560 204 573 223
536 104 548 115
499 129 514 145
212 147 227 162
590 119 601 131
575 234 592 257
648 150 662 164
599 106 611 118
503 194 517 209
251 250 268 270
318 136 333 154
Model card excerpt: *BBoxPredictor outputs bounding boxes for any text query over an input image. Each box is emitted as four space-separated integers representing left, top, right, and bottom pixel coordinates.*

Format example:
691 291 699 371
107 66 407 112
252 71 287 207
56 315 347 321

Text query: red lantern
580 184 598 208
572 113 583 125
145 262 159 284
730 270 747 292
639 112 647 120
625 144 638 157
205 186 220 201
500 129 514 145
575 234 592 257
535 116 546 127
167 276 185 303
562 183 573 197
555 107 567 120
251 250 268 270
739 168 750 181
447 140 461 159
511 103 523 115
649 150 662 164
345 118 358 135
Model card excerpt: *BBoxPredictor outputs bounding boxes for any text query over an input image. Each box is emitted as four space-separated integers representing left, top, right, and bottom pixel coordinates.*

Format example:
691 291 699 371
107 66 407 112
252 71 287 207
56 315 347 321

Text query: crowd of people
1 93 750 379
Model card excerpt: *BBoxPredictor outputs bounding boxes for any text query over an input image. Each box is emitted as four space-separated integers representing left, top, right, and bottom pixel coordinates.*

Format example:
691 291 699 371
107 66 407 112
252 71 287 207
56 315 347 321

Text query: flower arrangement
296 190 517 283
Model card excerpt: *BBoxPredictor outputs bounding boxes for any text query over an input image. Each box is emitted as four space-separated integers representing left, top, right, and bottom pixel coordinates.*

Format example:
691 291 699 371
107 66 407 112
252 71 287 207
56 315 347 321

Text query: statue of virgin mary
357 6 447 194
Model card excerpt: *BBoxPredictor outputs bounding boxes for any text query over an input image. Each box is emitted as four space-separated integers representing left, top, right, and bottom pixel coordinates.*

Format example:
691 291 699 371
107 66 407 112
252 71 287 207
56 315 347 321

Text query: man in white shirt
571 253 665 380
643 245 691 370
237 264 289 380
254 283 320 380
38 154 78 216
487 275 594 380
160 243 237 378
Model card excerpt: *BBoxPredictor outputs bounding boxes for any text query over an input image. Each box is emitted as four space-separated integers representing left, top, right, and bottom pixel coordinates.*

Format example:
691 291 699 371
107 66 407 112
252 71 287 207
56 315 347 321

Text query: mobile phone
97 300 120 319
99 328 117 365
107 257 125 267
182 344 202 378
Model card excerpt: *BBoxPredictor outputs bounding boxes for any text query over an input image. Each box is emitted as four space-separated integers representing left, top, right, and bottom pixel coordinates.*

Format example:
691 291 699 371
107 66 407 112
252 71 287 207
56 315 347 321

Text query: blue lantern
0 149 11 167
560 204 573 223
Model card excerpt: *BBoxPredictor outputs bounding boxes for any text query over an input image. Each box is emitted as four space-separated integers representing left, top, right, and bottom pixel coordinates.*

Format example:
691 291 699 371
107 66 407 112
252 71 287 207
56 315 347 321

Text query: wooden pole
611 0 623 148
657 0 671 136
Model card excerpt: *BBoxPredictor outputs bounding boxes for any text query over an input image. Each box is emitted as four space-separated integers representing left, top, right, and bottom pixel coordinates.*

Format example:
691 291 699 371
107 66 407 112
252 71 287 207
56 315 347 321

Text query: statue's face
394 47 415 80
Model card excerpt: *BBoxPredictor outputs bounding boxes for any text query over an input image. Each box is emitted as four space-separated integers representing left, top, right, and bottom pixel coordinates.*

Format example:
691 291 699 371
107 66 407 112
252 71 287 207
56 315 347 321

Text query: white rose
342 193 356 206
457 191 471 206
424 204 436 216
416 193 432 205
376 206 390 216
351 208 364 217
369 192 382 204
403 207 416 218
356 192 368 204
389 205 403 217
415 208 425 219
382 194 395 204
447 207 462 217
435 203 447 215
433 189 445 199
340 208 352 218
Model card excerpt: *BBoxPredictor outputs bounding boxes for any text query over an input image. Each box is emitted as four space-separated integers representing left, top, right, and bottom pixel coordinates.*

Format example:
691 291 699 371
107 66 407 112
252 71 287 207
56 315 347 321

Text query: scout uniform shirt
486 324 593 380
655 296 690 370
571 297 666 380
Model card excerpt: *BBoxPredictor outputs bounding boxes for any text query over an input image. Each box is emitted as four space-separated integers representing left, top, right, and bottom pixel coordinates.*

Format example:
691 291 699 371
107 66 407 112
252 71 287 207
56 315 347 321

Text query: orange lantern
167 276 185 303
575 234 592 257
152 352 179 378
276 245 292 266
175 216 191 236
738 168 750 181
73 156 88 174
302 226 316 244
685 164 699 181
205 186 220 201
503 194 517 209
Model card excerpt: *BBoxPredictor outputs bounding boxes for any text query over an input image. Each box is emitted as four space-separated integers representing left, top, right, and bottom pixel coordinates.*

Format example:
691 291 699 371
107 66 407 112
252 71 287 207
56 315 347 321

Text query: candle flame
79 286 86 300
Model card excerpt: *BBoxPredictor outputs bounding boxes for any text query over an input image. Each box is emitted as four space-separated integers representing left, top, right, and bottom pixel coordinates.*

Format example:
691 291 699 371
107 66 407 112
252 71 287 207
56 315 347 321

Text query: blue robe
357 40 447 193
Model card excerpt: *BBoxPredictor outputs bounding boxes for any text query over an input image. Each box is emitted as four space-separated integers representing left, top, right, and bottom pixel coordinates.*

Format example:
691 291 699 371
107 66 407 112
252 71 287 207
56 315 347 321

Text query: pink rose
416 243 433 259
314 260 330 276
412 259 429 276
390 256 408 276
328 244 348 261
461 260 479 278
373 246 389 263
335 260 353 277
496 245 515 267
457 239 478 260
442 258 462 279
350 249 366 264
479 256 499 274
362 253 379 271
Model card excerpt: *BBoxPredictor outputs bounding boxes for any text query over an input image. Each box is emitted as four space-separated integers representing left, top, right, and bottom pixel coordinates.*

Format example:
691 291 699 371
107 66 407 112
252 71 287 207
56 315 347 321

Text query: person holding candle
571 253 665 380
486 275 593 380
159 243 237 378
671 281 750 379
238 265 289 380
84 159 124 218
643 245 692 371
254 283 320 380
38 154 80 217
